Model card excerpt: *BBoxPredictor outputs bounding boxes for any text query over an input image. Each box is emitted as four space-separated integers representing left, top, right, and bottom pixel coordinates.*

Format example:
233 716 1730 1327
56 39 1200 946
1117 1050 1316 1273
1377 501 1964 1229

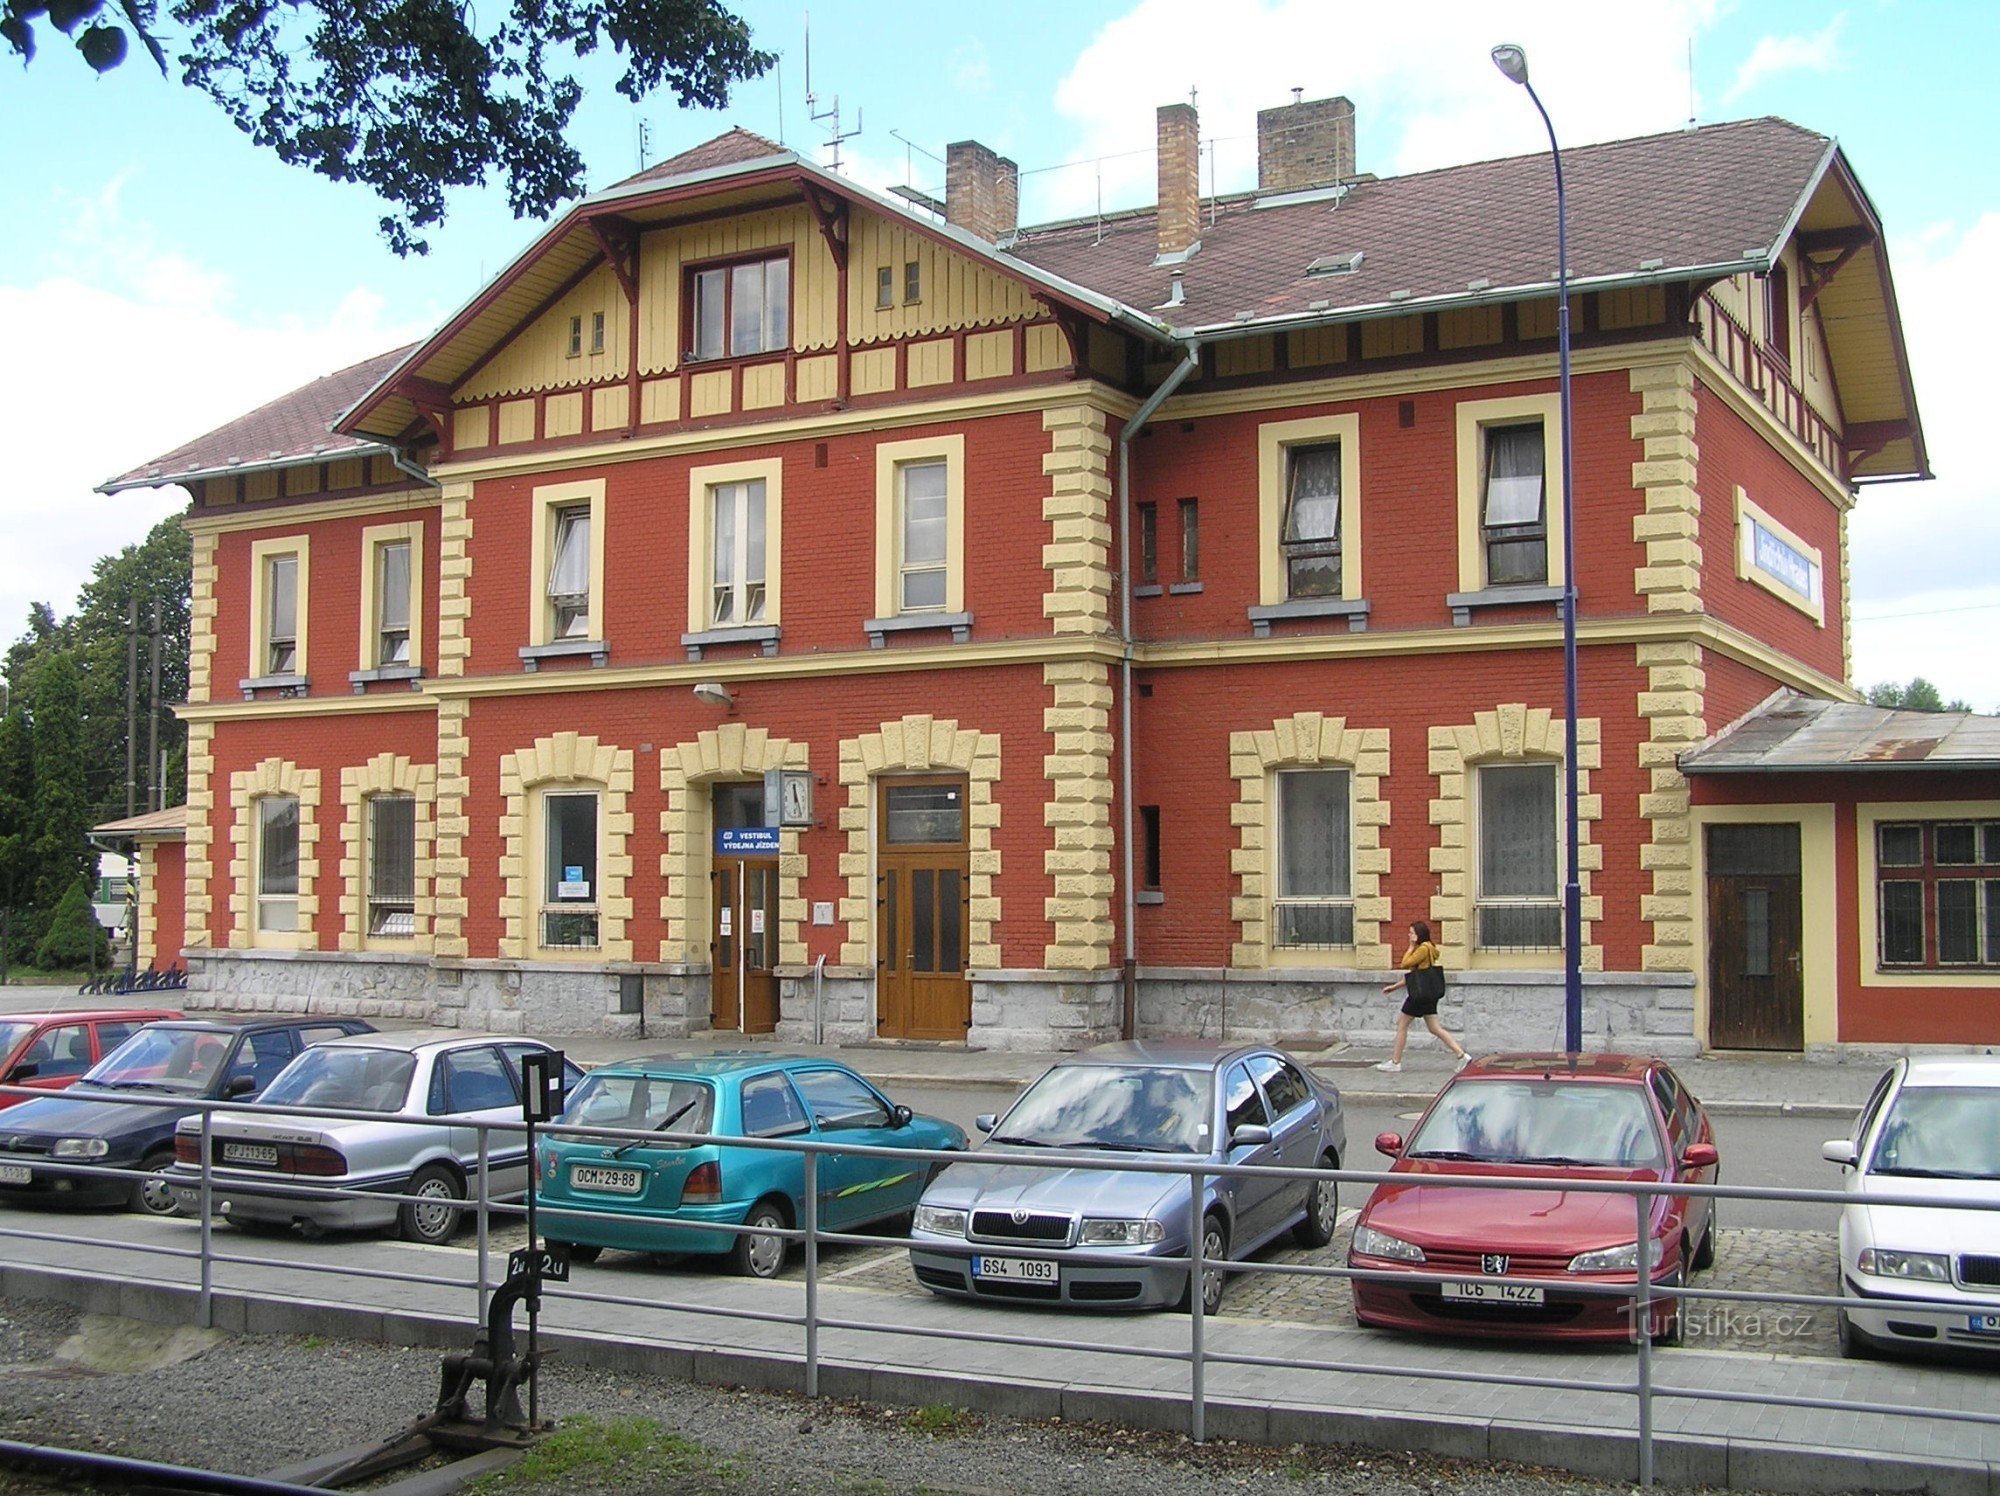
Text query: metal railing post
1189 1165 1205 1445
804 1150 820 1398
476 1129 491 1324
197 1109 214 1329
1634 1187 1654 1489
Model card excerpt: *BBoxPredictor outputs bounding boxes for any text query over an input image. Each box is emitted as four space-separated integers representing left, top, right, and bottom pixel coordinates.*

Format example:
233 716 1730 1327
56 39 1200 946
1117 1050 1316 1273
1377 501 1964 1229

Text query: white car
167 1031 582 1245
1823 1055 2000 1359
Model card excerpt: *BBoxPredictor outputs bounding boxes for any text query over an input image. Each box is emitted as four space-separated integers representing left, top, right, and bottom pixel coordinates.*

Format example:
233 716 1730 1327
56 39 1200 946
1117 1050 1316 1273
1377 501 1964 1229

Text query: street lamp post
1492 42 1583 1054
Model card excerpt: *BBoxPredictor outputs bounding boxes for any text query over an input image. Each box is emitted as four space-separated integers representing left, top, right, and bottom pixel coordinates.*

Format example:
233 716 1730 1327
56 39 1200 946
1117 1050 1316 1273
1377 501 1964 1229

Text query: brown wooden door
877 777 971 1041
712 858 780 1034
1706 823 1804 1051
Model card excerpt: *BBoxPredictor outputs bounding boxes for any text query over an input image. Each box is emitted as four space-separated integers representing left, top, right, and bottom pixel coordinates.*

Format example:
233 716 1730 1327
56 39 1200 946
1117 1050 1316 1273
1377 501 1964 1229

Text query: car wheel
130 1149 183 1218
547 1239 601 1265
1836 1308 1876 1360
731 1198 790 1279
1691 1205 1717 1271
1179 1213 1229 1315
1293 1154 1339 1248
1651 1264 1685 1346
397 1164 464 1245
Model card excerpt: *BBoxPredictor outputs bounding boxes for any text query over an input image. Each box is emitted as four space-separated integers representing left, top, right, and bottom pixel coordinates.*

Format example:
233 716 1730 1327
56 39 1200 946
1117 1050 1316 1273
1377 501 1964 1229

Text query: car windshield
81 1028 230 1093
1405 1079 1665 1168
558 1074 715 1147
1868 1086 2000 1179
260 1048 416 1113
993 1064 1212 1154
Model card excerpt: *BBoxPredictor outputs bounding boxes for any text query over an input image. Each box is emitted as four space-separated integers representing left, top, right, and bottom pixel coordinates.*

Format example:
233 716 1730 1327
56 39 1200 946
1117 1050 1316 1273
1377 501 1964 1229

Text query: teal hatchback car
534 1055 966 1278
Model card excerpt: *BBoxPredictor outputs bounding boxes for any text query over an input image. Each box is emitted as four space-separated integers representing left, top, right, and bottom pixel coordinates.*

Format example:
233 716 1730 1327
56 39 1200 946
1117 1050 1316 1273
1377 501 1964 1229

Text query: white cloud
1723 13 1847 104
1040 0 1723 222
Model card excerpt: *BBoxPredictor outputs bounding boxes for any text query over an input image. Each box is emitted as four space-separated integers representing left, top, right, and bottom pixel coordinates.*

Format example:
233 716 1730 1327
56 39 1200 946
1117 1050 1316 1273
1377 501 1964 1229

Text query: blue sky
2 0 1994 703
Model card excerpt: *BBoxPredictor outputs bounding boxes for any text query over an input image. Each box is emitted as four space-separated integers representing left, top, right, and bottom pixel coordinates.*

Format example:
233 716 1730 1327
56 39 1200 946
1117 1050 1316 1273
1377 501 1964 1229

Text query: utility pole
147 598 162 812
125 597 138 818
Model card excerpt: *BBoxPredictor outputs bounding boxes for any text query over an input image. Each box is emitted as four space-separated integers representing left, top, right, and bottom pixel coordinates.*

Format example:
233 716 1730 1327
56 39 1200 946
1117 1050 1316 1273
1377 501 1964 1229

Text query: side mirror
1230 1124 1273 1149
1821 1138 1858 1167
974 1114 996 1134
224 1074 257 1099
6 1062 38 1083
1681 1142 1719 1171
892 1104 913 1129
1375 1132 1405 1158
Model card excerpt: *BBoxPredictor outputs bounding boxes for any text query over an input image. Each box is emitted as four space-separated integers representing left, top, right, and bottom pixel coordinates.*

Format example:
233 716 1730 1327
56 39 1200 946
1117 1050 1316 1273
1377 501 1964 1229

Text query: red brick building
103 97 1957 1053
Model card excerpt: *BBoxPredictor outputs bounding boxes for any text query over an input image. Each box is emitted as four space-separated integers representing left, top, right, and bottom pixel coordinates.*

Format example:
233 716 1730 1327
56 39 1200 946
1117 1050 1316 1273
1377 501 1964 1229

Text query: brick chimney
1156 102 1201 262
945 140 1018 241
1257 93 1356 192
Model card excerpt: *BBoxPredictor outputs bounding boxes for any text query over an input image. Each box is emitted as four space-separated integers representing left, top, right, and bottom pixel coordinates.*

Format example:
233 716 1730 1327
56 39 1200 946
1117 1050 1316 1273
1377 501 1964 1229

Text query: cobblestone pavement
436 1210 1842 1362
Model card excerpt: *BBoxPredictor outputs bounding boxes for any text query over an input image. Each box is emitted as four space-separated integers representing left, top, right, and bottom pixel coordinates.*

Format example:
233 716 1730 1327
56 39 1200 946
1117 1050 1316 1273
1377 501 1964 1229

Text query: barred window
367 794 416 939
1477 762 1560 949
1273 769 1352 948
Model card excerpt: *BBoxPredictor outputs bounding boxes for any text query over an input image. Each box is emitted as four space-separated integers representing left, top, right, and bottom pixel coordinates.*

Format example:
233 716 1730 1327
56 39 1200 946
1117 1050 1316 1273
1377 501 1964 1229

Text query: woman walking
1376 920 1469 1073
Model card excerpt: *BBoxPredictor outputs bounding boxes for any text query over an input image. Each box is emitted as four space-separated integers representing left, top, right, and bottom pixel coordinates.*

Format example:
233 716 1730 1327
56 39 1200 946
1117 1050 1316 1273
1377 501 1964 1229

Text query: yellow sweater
1399 941 1441 972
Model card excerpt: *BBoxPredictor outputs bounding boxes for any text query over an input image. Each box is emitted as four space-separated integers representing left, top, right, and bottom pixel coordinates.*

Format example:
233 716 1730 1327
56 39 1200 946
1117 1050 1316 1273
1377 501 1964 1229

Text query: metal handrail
5 1079 1998 1490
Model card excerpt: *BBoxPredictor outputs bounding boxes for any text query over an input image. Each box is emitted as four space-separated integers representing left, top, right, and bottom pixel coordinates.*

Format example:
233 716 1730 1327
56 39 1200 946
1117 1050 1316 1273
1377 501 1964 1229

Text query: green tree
1 0 772 254
1865 677 1973 714
31 878 108 972
28 655 93 936
0 707 33 962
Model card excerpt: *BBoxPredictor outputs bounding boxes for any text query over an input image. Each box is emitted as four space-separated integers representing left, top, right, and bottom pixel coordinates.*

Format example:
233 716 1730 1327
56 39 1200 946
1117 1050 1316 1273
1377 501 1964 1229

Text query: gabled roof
617 127 787 187
98 347 416 495
1681 692 2000 773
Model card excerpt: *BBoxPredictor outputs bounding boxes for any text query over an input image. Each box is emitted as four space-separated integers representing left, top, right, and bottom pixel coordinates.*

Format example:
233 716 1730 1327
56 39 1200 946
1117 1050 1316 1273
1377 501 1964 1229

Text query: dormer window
691 254 790 360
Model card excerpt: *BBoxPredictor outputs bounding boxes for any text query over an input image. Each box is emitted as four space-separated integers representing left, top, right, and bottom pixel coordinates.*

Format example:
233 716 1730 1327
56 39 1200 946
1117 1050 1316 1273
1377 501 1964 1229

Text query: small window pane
731 260 765 354
1936 823 1978 865
912 867 935 971
875 266 894 310
1938 880 1979 963
544 793 597 905
548 505 591 638
938 867 963 974
267 555 298 672
258 798 299 897
900 459 948 611
1138 503 1158 584
368 794 417 938
1879 880 1924 964
903 260 920 303
590 311 605 354
694 268 726 358
885 783 962 844
1877 823 1923 867
377 541 411 664
763 257 789 351
1282 444 1341 599
1180 498 1199 581
1483 424 1546 526
1740 887 1771 977
1983 824 2000 864
1986 880 2000 963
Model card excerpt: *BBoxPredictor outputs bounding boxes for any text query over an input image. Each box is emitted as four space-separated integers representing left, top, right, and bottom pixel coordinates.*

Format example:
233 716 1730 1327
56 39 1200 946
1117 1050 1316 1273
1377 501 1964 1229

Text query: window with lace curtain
1282 443 1342 598
1273 769 1353 947
547 504 592 640
1482 424 1547 585
366 793 416 939
708 478 767 626
1477 762 1561 949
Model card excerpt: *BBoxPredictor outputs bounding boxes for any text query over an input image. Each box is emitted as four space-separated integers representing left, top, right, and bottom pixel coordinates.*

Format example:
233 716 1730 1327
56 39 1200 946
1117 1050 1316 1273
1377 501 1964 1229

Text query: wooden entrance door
877 777 971 1041
711 782 779 1035
1706 823 1804 1051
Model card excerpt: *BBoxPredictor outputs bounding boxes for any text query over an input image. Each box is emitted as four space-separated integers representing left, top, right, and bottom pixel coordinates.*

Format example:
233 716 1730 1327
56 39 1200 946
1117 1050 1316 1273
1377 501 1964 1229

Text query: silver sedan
908 1040 1345 1313
165 1031 583 1244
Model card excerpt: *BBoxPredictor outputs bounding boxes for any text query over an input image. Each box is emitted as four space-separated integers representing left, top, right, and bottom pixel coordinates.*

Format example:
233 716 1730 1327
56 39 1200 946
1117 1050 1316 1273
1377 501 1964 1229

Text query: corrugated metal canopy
92 806 188 839
1682 693 2000 773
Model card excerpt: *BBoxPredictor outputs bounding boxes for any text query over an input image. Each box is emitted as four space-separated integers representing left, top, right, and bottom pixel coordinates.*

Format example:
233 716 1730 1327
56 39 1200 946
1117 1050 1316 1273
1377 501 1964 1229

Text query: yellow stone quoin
183 722 216 948
430 698 471 960
1041 404 1115 636
1629 360 1704 615
1637 639 1706 973
1229 712 1393 970
1044 662 1116 970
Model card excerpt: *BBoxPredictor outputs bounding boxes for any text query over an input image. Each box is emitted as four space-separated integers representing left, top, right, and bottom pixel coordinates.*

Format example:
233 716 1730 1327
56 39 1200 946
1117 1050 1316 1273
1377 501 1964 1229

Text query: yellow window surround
1453 392 1566 598
1255 413 1363 607
523 478 607 660
685 456 784 640
873 434 966 624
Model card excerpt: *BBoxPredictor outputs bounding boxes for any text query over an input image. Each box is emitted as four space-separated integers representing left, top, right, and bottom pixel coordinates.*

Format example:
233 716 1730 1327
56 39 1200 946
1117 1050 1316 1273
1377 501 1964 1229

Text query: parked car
166 1032 586 1244
0 1016 375 1215
535 1054 965 1278
908 1040 1346 1313
0 1009 182 1109
1823 1055 2000 1359
1349 1053 1717 1342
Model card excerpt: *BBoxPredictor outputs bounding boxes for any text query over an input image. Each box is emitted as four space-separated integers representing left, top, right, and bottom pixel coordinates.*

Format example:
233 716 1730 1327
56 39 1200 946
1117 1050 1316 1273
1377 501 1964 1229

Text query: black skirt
1400 981 1440 1019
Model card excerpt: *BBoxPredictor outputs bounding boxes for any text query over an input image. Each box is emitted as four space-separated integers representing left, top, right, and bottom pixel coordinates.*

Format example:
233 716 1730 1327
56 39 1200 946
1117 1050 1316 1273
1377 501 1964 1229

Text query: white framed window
1280 442 1343 599
1454 393 1564 596
875 266 895 311
526 479 605 651
566 315 582 358
1273 769 1353 948
547 505 591 640
539 790 600 950
256 795 301 934
590 310 606 356
1476 762 1561 950
690 255 790 360
1481 423 1548 586
874 435 965 621
249 537 309 681
375 542 411 664
366 794 417 938
709 479 768 626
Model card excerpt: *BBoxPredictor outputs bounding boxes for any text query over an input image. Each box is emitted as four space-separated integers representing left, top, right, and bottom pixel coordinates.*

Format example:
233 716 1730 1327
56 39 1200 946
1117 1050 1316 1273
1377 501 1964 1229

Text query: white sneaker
1455 1053 1472 1072
1373 1060 1403 1073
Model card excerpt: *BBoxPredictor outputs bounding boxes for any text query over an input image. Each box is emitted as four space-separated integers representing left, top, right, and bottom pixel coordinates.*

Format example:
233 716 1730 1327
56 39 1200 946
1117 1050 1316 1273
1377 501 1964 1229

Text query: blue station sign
717 826 782 856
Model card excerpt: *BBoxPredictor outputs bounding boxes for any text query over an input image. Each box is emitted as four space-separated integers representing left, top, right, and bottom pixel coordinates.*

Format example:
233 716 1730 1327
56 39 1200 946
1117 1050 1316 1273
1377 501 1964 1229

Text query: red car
0 1010 183 1110
1349 1054 1718 1342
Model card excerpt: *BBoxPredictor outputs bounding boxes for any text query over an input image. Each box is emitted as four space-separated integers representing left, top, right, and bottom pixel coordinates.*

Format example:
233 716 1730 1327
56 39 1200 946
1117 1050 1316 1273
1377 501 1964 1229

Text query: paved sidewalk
2 981 1978 1117
1 1210 1994 1494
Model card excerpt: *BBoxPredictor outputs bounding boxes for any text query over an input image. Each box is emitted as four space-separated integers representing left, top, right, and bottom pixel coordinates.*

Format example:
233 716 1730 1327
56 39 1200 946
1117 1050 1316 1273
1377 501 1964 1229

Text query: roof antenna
635 117 652 173
1686 36 1697 131
803 10 862 172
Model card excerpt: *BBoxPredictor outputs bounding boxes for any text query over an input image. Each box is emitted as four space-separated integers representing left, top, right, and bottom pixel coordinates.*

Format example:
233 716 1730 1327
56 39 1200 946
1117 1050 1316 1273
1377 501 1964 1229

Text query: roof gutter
1680 760 2000 776
1116 342 1201 1039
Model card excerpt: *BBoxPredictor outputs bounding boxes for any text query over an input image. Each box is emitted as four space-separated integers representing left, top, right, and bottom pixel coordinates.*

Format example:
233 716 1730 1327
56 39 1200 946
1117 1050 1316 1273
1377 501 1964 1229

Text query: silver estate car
908 1040 1346 1313
166 1032 583 1244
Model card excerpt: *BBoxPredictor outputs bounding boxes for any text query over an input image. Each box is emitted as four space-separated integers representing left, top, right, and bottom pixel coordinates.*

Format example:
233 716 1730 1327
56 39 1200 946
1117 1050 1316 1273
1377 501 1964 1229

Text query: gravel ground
0 1297 1827 1496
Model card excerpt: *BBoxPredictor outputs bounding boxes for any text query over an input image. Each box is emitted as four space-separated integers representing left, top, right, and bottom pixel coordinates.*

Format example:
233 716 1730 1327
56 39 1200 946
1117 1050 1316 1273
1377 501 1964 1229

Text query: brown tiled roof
614 127 788 189
1009 118 1832 332
92 805 188 839
100 345 417 493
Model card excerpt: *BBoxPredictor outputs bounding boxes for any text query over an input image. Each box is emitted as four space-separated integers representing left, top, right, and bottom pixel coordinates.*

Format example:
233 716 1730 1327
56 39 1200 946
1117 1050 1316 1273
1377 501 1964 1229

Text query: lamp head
691 681 735 709
1491 43 1530 86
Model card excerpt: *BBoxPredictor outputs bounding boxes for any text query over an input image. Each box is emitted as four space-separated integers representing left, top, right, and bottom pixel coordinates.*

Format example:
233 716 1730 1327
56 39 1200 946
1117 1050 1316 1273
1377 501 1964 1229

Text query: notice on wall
812 901 835 926
719 909 733 935
556 880 591 900
749 909 766 935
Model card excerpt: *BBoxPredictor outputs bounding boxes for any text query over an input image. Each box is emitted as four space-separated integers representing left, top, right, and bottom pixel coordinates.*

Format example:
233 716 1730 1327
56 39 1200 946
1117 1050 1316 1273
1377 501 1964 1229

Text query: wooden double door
711 782 778 1035
876 776 971 1041
1706 823 1804 1051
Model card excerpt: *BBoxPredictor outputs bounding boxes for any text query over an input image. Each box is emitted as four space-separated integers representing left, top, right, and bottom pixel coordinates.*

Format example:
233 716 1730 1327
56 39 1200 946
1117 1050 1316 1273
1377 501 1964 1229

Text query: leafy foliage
2 0 771 254
1864 677 1974 714
0 707 34 960
29 654 93 924
32 876 109 971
